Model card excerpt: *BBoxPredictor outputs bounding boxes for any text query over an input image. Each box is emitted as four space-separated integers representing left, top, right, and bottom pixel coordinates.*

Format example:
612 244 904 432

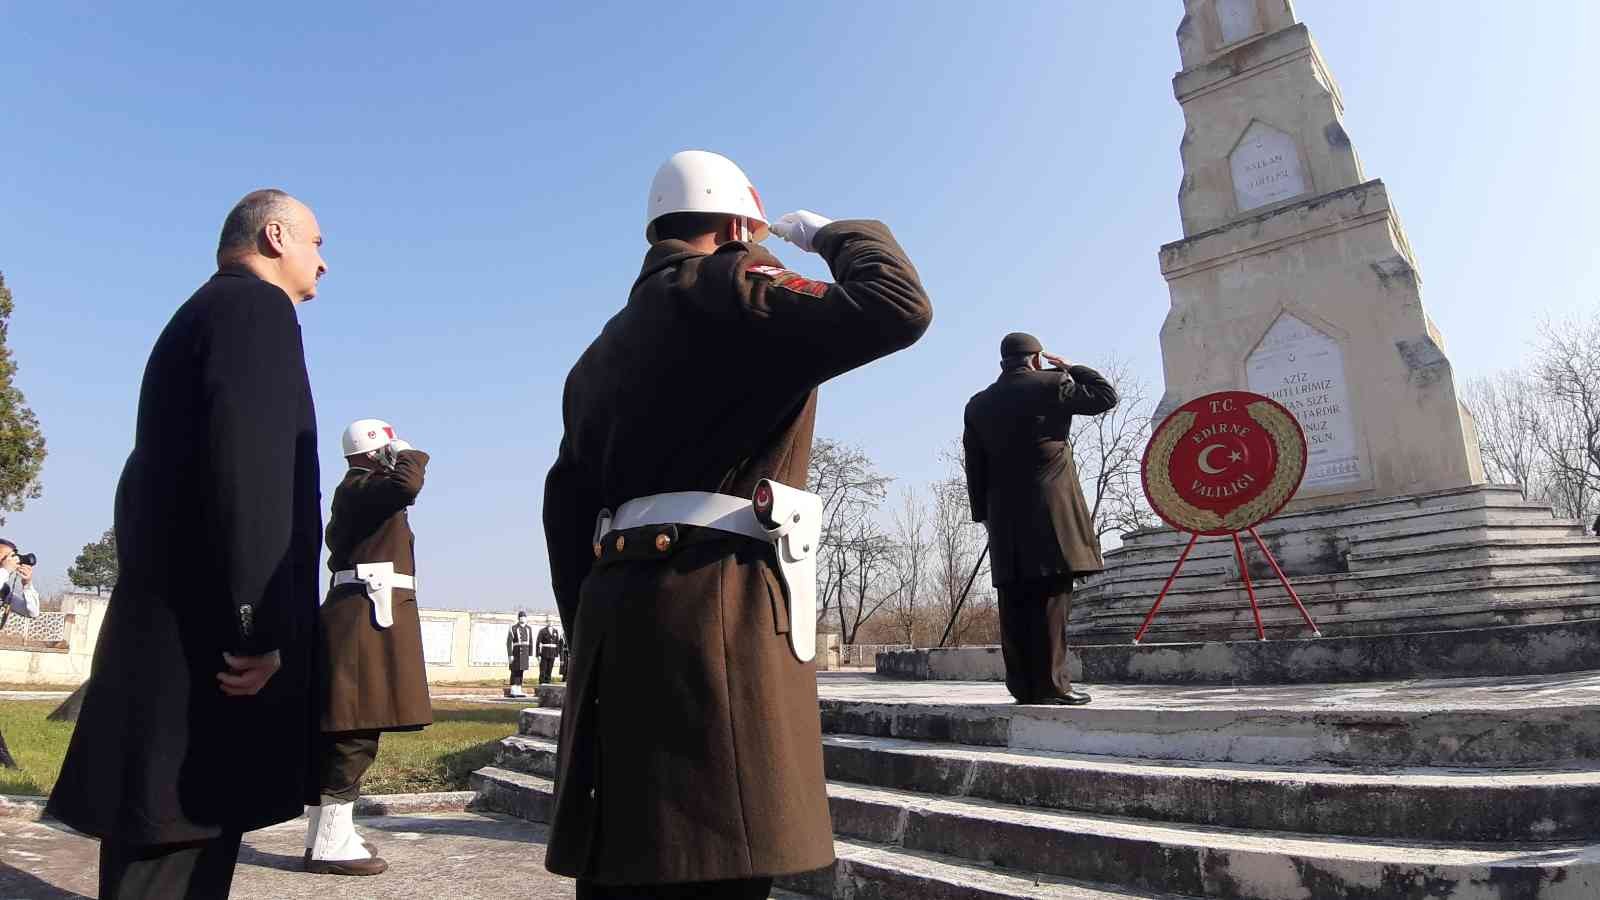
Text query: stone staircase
1070 485 1600 644
470 673 1600 898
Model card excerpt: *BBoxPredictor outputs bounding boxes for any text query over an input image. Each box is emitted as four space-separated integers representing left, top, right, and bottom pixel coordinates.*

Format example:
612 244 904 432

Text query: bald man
49 189 327 899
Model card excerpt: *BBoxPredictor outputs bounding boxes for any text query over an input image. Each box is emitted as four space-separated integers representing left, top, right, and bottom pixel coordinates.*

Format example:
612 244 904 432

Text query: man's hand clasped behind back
218 649 282 696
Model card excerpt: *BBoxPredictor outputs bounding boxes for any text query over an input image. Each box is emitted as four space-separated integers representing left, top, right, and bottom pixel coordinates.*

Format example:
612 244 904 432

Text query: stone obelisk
1155 0 1483 508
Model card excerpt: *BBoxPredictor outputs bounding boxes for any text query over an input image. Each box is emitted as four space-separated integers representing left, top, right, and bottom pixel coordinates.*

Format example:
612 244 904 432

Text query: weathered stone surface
881 620 1600 685
822 735 1600 842
536 683 566 708
817 671 1600 767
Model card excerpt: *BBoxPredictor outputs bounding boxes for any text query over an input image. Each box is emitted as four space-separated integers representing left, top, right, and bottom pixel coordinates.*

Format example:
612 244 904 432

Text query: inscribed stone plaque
470 621 510 666
420 619 455 665
1246 314 1364 491
1230 121 1307 212
1217 0 1259 45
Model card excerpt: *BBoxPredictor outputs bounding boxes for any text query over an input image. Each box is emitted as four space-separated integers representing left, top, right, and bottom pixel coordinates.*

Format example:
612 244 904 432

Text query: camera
15 553 34 566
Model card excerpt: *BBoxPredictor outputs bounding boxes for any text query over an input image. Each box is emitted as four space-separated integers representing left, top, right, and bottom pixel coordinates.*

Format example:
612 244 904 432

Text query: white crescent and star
1197 444 1246 475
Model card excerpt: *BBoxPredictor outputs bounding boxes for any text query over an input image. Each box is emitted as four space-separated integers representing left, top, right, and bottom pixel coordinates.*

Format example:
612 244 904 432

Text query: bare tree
1529 314 1600 522
1461 371 1546 497
888 486 931 646
831 521 902 644
807 438 893 628
930 443 991 646
1068 356 1160 541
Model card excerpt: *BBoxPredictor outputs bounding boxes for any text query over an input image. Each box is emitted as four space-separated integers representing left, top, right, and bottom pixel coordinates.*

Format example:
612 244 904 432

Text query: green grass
0 700 75 796
0 699 523 797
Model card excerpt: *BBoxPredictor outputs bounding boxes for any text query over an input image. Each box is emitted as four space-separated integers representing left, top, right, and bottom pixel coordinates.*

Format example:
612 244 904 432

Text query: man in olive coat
543 150 931 898
963 333 1118 706
48 189 326 899
304 419 433 876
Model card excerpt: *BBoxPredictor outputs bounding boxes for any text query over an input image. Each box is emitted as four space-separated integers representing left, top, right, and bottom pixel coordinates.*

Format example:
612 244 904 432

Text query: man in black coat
963 332 1118 706
48 189 327 899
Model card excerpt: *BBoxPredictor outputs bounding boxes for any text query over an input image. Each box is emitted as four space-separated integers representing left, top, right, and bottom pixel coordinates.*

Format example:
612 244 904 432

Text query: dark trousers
539 654 556 685
511 667 525 686
320 729 382 802
997 576 1074 703
577 877 773 899
99 832 243 900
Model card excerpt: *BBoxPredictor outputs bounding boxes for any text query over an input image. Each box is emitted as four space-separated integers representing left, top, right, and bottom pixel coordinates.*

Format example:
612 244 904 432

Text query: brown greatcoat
543 220 931 885
962 365 1120 585
320 450 433 733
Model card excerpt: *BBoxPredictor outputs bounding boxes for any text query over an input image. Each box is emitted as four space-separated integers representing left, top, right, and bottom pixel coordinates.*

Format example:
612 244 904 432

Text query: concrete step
498 724 1600 843
1347 537 1600 571
469 761 1600 899
1070 594 1600 644
1077 576 1600 629
821 733 1600 842
1070 619 1600 684
1102 505 1573 572
1108 485 1542 556
466 769 1187 899
468 765 553 824
819 781 1600 900
1077 558 1600 609
782 838 1190 899
519 706 560 738
1346 524 1590 557
815 672 1600 766
496 734 558 777
881 620 1600 685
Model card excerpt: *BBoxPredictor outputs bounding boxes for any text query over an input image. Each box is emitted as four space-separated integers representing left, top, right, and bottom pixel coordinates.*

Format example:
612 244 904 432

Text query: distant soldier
963 333 1118 706
305 418 433 876
543 149 932 898
536 621 562 685
507 612 534 697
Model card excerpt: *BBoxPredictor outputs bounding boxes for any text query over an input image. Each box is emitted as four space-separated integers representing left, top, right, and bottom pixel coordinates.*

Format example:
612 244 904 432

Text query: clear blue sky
2 2 1596 610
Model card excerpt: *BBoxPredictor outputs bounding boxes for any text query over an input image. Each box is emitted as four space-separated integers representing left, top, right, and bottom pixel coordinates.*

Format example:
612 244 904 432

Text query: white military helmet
645 149 769 243
341 418 396 457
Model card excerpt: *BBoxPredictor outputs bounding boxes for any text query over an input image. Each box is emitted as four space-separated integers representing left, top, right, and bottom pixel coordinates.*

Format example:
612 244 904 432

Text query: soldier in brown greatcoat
543 150 932 898
304 418 433 876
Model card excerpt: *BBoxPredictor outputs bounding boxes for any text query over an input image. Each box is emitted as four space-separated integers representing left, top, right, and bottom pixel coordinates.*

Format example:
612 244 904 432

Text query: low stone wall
0 593 109 686
877 619 1600 685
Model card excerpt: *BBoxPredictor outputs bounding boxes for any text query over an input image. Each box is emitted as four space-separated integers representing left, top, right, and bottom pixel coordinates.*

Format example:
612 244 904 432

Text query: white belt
594 481 822 663
332 562 414 630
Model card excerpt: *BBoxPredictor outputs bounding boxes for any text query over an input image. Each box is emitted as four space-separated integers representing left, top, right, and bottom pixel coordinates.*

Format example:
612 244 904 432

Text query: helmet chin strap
736 219 752 243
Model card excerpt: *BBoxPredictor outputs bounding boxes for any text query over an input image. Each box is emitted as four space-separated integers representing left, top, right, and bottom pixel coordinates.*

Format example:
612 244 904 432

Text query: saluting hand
1041 352 1072 370
218 650 281 697
769 210 834 254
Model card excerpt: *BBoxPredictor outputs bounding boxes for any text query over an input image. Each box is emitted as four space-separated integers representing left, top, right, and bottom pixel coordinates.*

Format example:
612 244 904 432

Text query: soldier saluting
542 150 932 898
303 418 433 876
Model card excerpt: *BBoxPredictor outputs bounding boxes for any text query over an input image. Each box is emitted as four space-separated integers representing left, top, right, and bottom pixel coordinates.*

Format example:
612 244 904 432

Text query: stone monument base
1070 484 1600 645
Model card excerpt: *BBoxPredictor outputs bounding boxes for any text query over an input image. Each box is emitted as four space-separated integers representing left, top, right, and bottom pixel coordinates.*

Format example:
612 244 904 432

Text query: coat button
655 533 672 552
615 535 626 552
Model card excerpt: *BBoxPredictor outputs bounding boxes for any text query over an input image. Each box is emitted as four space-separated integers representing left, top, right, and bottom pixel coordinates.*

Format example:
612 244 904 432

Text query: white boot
306 796 387 876
303 804 323 860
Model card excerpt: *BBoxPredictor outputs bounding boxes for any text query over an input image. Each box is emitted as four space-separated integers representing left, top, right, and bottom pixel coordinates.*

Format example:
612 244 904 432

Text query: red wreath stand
1134 391 1322 644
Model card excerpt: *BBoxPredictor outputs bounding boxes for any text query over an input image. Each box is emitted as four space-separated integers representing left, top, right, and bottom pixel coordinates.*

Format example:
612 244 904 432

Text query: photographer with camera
0 539 40 622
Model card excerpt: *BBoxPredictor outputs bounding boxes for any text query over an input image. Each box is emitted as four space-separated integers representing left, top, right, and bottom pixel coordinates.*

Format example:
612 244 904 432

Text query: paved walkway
813 668 1600 711
0 811 579 899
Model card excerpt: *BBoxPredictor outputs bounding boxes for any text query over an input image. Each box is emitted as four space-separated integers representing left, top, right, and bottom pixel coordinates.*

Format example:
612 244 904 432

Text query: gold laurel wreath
1144 411 1224 532
1145 401 1306 533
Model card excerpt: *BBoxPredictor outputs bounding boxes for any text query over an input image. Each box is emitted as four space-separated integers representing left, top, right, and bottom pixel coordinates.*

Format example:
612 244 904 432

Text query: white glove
377 439 413 469
769 210 834 254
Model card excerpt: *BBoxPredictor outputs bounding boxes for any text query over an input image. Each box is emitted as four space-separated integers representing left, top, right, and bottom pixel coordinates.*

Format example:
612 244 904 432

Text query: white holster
598 480 823 663
331 562 416 629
